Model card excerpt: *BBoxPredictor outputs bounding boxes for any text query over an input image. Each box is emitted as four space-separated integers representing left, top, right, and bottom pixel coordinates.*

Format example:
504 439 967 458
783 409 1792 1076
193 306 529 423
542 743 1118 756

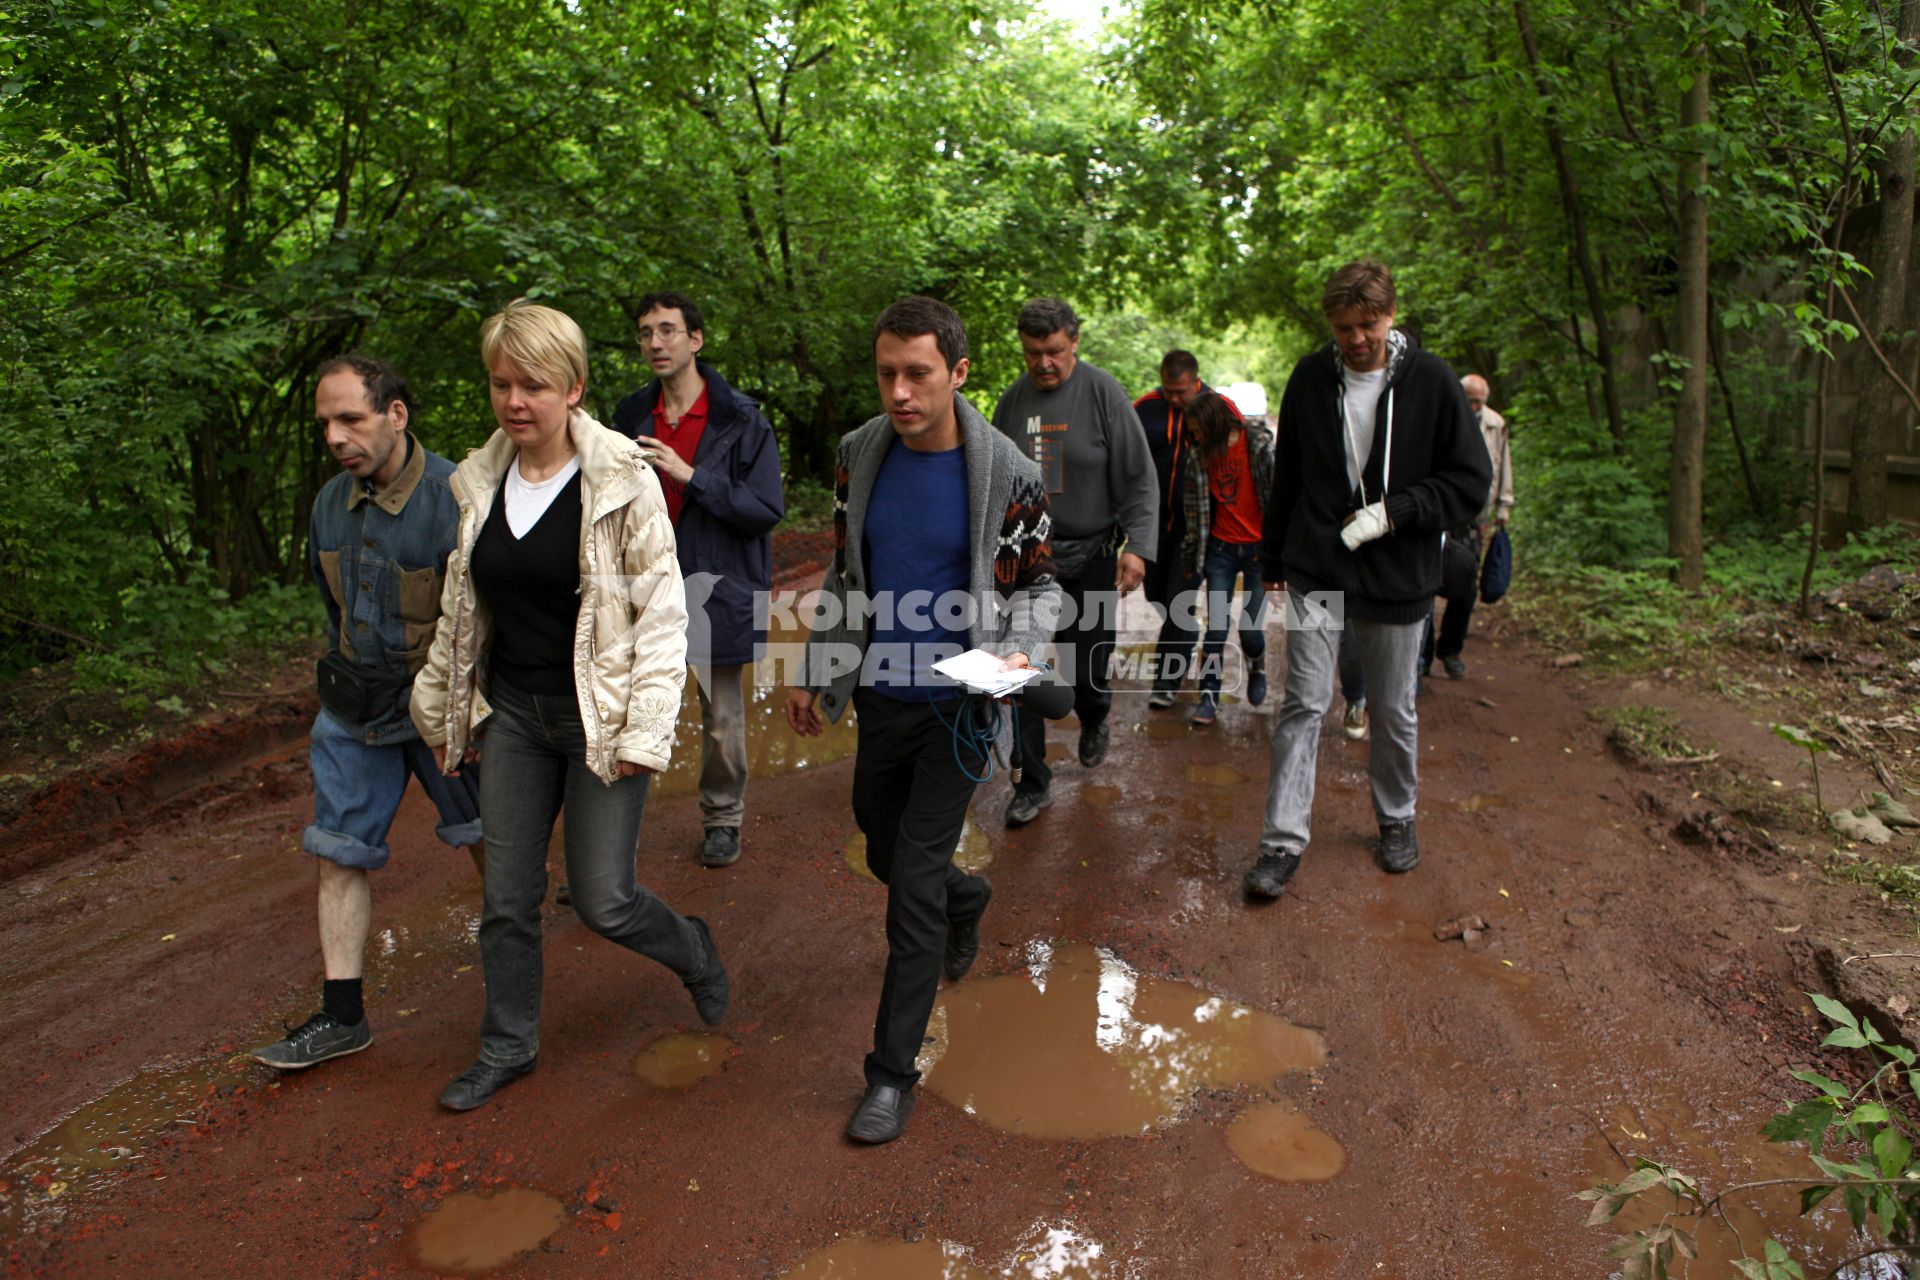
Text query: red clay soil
0 584 1911 1279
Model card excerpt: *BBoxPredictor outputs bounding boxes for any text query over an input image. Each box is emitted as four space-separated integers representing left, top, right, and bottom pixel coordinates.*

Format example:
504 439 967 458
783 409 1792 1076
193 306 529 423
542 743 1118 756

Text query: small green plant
1581 993 1919 1279
1773 724 1830 817
1597 706 1714 764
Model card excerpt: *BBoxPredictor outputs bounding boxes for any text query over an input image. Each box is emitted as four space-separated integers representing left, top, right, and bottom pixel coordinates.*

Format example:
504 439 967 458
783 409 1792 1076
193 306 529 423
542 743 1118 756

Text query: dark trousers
1014 550 1117 798
1141 543 1200 694
851 687 990 1090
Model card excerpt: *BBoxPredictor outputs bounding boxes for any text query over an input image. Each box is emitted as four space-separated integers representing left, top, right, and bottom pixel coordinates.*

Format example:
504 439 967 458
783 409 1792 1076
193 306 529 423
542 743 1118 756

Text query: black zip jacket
1261 334 1491 624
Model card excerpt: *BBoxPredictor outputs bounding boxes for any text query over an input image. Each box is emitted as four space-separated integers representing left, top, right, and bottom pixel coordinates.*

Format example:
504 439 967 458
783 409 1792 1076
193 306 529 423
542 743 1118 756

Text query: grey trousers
1261 591 1423 857
693 664 748 830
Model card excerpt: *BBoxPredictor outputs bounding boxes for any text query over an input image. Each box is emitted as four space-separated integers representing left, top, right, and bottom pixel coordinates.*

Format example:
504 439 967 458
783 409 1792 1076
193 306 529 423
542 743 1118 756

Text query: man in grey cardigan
786 296 1058 1144
992 298 1157 826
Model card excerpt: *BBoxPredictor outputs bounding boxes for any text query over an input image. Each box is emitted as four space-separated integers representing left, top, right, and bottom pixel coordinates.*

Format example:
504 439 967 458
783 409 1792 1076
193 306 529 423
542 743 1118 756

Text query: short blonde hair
479 299 589 393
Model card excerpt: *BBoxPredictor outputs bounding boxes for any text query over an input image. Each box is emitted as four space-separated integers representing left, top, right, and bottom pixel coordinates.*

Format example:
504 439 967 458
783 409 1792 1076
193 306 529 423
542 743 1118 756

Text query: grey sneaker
1147 689 1177 710
700 826 741 868
1243 851 1302 900
1004 788 1052 828
1343 701 1369 740
438 1057 536 1111
1377 821 1420 873
683 916 731 1025
249 1011 372 1070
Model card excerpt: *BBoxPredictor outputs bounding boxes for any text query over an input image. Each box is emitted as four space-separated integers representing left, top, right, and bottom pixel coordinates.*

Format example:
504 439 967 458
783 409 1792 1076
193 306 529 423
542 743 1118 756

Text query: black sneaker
1078 722 1111 768
249 1011 372 1070
1004 788 1052 828
683 916 731 1025
1243 851 1302 900
1147 689 1177 710
700 827 741 868
1441 656 1467 680
944 877 993 981
437 1057 536 1111
1377 821 1420 873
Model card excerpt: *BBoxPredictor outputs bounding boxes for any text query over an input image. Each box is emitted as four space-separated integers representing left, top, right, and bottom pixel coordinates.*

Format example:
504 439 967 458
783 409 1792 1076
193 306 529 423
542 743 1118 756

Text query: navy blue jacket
612 363 785 667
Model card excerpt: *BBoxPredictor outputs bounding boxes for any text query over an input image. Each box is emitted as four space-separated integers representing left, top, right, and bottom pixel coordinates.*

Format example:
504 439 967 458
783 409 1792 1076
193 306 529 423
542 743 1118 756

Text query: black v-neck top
471 470 584 697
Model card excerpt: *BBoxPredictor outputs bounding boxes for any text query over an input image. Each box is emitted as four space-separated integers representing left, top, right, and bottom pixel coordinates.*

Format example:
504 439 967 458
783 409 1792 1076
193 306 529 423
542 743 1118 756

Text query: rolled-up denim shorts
302 708 483 871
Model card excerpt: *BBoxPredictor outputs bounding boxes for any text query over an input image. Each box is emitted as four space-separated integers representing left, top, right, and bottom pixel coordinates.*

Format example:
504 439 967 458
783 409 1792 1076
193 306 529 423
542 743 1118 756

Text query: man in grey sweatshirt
991 298 1158 826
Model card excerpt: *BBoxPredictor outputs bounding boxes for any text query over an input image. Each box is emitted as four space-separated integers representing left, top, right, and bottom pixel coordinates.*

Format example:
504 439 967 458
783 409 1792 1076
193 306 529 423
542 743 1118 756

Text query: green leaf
1763 1099 1837 1145
1798 1183 1836 1215
1806 993 1857 1031
1871 1126 1911 1178
1788 1070 1848 1098
1773 724 1828 753
1822 1027 1869 1049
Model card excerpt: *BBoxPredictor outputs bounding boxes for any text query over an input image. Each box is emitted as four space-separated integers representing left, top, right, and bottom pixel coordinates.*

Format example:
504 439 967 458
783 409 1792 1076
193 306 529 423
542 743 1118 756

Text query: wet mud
634 1032 735 1089
0 574 1889 1277
413 1187 566 1273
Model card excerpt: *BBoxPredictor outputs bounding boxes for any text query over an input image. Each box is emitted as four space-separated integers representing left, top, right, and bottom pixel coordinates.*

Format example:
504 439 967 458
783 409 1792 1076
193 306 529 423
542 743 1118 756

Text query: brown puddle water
413 1187 567 1273
1456 792 1508 812
633 1030 733 1088
919 942 1329 1139
844 817 993 883
1226 1101 1349 1182
1181 763 1249 788
782 1221 1113 1278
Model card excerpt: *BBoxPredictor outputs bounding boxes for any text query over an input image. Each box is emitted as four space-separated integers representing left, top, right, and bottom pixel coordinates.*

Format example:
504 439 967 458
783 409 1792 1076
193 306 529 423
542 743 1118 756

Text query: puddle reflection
920 942 1325 1138
1182 763 1248 788
782 1221 1113 1279
633 1031 733 1089
844 818 993 883
413 1187 566 1273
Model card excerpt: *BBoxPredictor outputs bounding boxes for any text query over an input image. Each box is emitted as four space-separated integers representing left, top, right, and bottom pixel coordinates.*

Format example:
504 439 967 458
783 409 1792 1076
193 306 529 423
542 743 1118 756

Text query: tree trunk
1670 0 1710 589
1846 0 1919 533
1514 0 1627 452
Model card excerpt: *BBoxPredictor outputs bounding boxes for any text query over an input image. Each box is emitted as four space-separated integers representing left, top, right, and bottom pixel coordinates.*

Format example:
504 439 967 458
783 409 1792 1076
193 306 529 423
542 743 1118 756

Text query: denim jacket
309 435 462 744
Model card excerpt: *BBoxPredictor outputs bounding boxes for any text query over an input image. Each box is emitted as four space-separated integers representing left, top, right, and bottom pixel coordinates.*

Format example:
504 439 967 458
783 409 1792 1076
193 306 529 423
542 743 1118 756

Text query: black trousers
851 688 991 1090
1141 546 1200 694
1014 550 1118 798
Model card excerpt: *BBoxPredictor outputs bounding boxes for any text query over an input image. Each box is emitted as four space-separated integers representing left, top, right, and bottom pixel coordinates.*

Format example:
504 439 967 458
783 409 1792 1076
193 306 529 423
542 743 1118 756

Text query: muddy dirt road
0 585 1889 1278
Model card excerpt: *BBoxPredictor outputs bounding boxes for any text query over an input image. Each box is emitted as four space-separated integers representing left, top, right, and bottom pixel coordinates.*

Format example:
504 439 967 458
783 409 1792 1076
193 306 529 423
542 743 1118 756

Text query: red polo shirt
652 386 710 524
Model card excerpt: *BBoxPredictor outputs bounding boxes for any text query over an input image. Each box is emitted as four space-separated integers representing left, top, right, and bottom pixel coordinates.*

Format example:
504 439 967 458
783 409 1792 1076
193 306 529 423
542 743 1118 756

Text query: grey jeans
475 675 704 1068
693 664 748 829
1261 591 1423 857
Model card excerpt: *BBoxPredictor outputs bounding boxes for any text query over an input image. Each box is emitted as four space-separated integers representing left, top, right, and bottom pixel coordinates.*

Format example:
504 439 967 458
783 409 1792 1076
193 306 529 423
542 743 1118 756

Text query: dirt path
0 584 1907 1279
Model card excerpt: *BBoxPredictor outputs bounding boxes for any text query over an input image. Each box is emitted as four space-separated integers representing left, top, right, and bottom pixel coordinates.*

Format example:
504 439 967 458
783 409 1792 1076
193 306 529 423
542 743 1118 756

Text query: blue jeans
303 709 482 871
474 676 704 1068
1198 538 1267 696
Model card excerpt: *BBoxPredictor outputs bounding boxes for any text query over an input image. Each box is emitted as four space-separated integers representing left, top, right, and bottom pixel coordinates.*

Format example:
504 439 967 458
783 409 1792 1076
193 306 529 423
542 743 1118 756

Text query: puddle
413 1187 566 1273
1076 784 1125 808
920 942 1325 1138
844 818 993 883
1456 792 1507 812
1226 1101 1348 1182
633 1031 734 1088
1136 717 1192 742
1182 763 1249 788
782 1221 1112 1278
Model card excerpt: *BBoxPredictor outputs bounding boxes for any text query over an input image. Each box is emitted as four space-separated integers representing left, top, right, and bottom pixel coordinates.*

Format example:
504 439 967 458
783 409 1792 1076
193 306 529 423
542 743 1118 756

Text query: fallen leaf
160 933 176 942
47 1182 67 1199
1772 924 1803 934
1497 888 1511 899
455 965 473 974
686 1179 700 1192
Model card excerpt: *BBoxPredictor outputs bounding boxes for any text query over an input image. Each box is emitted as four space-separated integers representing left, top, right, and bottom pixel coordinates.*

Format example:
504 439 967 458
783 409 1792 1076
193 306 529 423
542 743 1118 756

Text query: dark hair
1187 390 1240 462
1016 297 1080 341
873 295 969 371
1322 260 1396 317
1160 349 1199 381
636 290 705 336
316 353 415 418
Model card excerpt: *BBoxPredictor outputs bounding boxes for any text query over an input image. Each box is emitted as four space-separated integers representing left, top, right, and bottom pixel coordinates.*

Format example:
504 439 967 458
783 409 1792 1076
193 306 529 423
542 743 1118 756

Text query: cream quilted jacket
409 410 688 782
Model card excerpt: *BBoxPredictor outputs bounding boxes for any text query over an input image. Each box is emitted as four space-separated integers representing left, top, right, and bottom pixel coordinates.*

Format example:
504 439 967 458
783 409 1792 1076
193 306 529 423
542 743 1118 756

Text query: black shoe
249 1010 372 1070
944 877 993 982
554 880 572 907
1441 656 1467 680
1243 851 1302 900
846 1084 916 1144
683 916 731 1025
1377 821 1420 873
438 1057 536 1111
1078 722 1111 767
1004 788 1052 828
700 827 741 868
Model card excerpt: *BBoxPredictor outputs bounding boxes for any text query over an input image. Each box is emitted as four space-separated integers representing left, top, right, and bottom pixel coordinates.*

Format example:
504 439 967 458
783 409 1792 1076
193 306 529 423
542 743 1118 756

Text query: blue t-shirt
861 441 970 702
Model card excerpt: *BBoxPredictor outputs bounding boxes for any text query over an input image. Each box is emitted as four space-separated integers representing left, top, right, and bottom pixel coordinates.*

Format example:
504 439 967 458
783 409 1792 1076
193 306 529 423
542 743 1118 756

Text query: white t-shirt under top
1343 367 1388 496
504 454 581 538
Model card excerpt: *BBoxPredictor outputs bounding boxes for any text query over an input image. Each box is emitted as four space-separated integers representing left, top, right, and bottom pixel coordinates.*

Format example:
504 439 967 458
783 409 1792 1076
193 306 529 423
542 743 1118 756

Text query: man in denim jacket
250 355 483 1071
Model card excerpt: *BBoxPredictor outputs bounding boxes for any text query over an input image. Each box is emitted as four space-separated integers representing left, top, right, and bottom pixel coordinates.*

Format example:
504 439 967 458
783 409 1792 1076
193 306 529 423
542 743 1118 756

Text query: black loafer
1078 722 1111 768
943 877 993 982
683 916 731 1025
1377 821 1420 873
438 1057 536 1112
846 1084 916 1144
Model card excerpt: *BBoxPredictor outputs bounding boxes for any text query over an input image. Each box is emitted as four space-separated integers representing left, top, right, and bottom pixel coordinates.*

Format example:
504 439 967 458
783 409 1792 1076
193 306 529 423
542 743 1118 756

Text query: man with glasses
612 291 785 867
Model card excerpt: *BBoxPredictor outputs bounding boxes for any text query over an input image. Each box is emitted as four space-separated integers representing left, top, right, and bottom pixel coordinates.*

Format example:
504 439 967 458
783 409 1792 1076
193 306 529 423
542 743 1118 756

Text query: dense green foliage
2 0 1917 687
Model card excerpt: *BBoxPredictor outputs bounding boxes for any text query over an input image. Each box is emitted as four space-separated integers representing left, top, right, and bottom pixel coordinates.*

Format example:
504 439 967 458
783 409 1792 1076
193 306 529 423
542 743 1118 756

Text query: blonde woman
411 299 729 1111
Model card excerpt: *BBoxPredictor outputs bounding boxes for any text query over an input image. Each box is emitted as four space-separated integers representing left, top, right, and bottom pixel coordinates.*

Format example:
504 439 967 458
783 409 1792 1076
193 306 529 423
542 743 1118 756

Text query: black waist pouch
317 652 410 724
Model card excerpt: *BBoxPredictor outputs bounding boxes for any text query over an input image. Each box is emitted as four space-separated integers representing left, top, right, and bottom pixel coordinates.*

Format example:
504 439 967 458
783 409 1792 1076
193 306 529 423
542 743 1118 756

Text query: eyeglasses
637 323 685 342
